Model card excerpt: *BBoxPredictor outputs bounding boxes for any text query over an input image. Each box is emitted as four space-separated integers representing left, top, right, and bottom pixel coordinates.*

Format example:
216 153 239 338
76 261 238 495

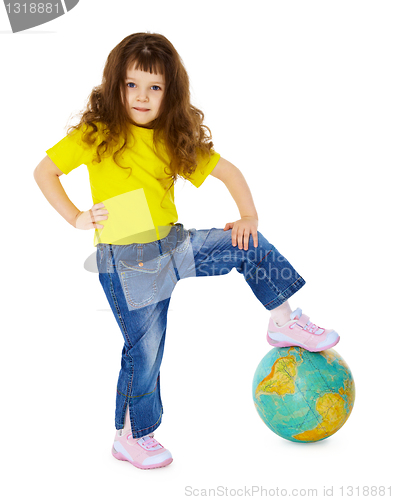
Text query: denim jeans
96 223 305 438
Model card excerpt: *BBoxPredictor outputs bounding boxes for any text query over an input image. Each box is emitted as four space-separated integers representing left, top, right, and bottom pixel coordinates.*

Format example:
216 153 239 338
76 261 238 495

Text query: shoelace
303 321 323 334
126 433 162 449
142 437 161 449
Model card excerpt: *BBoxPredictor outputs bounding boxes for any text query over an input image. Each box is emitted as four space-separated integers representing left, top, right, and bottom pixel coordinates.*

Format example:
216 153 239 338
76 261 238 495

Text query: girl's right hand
75 202 109 230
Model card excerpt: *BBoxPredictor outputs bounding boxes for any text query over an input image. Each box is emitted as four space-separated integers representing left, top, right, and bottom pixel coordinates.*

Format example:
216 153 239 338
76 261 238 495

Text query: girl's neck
128 123 155 134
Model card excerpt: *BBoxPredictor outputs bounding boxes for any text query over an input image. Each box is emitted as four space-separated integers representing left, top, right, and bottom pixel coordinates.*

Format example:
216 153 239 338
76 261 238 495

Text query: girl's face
124 64 165 126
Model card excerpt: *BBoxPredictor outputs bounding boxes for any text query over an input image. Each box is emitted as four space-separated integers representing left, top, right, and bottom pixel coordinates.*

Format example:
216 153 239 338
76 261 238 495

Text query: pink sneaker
112 430 173 470
267 307 340 352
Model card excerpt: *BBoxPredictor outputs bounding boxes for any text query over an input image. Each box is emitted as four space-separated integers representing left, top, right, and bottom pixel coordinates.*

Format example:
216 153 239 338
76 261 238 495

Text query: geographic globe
252 347 355 442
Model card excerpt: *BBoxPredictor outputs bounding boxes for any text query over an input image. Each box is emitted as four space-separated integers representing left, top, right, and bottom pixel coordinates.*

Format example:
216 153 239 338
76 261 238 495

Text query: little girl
34 32 340 470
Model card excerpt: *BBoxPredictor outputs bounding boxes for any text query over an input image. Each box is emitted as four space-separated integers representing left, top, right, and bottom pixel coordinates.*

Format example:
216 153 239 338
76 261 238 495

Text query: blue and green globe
252 347 355 442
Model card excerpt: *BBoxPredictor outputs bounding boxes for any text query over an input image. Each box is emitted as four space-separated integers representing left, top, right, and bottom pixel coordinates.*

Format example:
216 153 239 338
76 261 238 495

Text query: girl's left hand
223 216 259 250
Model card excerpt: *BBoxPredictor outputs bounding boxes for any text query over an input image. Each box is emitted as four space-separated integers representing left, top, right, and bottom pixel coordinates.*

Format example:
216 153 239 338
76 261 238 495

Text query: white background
1 1 394 499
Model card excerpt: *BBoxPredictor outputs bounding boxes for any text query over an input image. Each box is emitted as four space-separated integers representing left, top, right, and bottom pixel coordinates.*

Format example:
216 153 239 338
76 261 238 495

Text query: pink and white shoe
267 307 340 352
112 430 173 470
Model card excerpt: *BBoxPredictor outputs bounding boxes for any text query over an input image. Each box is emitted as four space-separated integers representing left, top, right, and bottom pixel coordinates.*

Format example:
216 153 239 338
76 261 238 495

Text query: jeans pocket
117 257 161 309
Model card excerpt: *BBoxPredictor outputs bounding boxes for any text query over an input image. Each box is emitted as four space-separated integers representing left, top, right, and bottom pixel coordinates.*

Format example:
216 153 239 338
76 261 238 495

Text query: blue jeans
96 223 305 438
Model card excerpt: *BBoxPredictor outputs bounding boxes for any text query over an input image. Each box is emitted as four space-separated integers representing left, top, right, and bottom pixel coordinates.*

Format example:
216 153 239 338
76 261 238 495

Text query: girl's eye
126 83 161 91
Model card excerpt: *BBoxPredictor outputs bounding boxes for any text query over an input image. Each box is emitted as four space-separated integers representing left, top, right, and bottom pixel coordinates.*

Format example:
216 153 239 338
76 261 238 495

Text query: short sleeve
186 150 221 188
46 126 91 175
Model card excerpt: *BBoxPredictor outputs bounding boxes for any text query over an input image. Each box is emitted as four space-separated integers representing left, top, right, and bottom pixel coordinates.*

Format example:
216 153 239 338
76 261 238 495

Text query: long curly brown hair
68 32 215 189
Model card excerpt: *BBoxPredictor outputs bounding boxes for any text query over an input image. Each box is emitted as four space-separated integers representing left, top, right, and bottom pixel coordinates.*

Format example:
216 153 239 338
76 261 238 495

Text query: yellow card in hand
95 189 155 245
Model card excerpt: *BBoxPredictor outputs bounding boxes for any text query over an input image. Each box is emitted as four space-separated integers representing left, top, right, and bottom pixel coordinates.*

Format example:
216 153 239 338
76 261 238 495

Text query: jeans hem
264 276 306 311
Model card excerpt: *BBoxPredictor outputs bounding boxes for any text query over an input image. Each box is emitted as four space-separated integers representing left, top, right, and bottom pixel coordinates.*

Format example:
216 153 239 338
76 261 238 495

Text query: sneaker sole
112 448 173 470
266 332 340 352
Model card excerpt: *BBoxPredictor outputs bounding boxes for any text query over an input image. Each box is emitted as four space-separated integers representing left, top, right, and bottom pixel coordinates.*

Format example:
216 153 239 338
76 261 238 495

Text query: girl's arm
34 155 83 227
34 156 109 230
210 157 259 250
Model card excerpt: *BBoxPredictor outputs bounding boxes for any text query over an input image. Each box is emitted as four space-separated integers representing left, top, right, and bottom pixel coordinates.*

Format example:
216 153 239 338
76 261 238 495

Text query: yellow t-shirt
46 123 220 246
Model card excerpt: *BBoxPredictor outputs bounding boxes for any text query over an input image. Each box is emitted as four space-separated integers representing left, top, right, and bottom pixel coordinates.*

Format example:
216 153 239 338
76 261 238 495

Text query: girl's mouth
134 107 150 112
